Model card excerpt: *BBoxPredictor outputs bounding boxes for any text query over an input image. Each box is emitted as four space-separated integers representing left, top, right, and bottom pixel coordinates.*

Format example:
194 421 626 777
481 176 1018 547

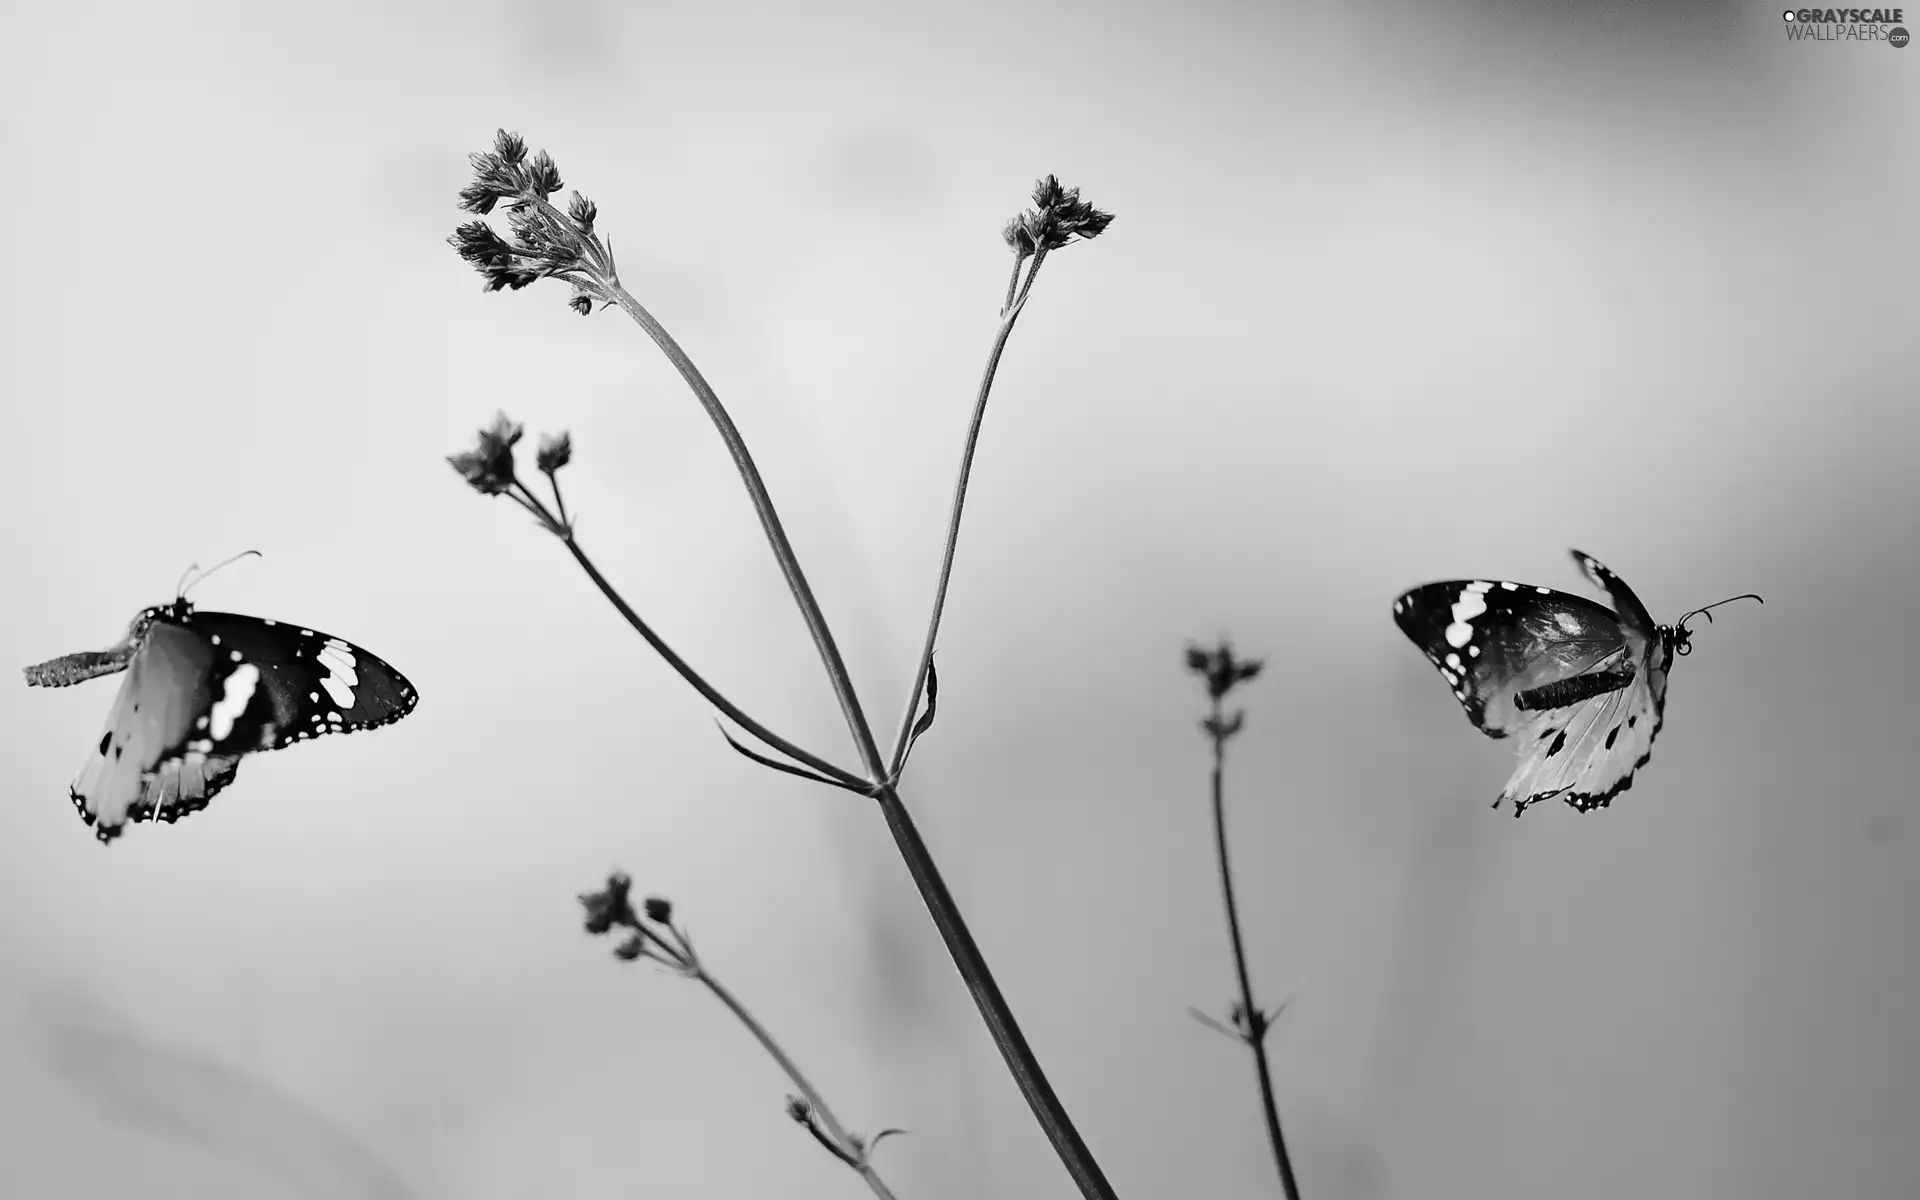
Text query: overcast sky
2 2 1915 1198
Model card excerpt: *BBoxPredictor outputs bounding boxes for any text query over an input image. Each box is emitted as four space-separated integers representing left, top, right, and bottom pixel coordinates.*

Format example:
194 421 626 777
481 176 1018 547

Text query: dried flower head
1185 639 1264 702
450 130 616 316
1007 174 1114 255
536 431 573 475
457 129 535 216
579 871 638 935
567 192 597 231
642 895 673 924
785 1095 813 1122
614 933 647 961
447 412 524 496
1002 214 1036 261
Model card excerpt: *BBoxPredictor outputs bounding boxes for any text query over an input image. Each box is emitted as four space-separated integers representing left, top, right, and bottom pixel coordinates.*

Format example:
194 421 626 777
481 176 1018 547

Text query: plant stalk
1209 700 1301 1200
885 249 1048 775
693 958 900 1200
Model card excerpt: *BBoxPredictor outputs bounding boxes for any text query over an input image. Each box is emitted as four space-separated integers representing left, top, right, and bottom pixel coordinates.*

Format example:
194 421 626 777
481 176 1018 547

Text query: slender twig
583 884 901 1200
504 483 866 791
601 284 889 779
685 941 901 1200
1205 688 1301 1200
884 251 1047 778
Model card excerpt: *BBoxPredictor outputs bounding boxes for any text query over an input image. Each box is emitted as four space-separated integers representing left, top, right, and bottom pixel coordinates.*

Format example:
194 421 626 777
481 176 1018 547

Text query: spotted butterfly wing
23 600 418 843
1393 550 1677 816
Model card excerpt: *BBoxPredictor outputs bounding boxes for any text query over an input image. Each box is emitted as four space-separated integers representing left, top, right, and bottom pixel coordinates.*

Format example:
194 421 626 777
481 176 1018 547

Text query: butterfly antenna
178 549 265 598
1676 592 1764 631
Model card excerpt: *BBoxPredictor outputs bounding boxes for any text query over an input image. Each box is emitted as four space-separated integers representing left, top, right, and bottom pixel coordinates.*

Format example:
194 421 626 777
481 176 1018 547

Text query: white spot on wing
320 673 355 708
208 664 261 742
316 639 360 709
1450 589 1488 625
1444 621 1473 648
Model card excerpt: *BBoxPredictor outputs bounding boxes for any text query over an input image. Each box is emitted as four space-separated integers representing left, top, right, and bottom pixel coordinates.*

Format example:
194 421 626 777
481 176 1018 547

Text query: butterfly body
1392 550 1749 816
24 599 418 843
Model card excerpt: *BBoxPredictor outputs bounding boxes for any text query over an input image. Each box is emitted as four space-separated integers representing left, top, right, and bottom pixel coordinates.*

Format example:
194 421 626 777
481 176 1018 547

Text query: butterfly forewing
1392 579 1629 738
1572 549 1657 655
169 611 419 753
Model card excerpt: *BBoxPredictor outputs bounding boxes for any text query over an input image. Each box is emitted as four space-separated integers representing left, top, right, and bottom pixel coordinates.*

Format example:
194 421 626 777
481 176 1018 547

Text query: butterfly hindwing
137 755 244 825
62 619 271 841
1497 662 1666 815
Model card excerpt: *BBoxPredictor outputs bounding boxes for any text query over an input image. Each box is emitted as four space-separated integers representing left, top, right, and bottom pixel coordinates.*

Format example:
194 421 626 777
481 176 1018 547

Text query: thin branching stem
1208 697 1301 1200
885 250 1048 776
682 941 901 1200
508 485 865 790
591 279 1119 1200
601 284 888 776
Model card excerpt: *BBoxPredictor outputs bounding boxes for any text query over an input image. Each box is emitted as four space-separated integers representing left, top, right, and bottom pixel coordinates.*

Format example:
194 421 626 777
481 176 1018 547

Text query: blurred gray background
1 1 1914 1197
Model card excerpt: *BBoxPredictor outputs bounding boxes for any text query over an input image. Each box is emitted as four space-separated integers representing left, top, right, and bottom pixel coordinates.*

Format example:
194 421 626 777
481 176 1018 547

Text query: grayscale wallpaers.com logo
1783 8 1910 44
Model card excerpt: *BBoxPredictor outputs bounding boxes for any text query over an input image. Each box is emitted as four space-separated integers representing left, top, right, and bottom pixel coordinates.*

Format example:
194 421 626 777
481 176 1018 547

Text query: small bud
578 871 637 935
1001 215 1035 260
642 896 672 924
1185 639 1265 702
447 412 525 496
448 221 516 269
456 182 502 216
568 192 597 231
493 129 528 166
527 150 564 199
785 1094 812 1122
614 933 646 961
536 431 573 475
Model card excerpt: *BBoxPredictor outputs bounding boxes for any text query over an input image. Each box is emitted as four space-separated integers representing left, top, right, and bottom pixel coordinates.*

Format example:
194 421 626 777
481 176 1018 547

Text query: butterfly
23 563 418 844
1392 549 1759 816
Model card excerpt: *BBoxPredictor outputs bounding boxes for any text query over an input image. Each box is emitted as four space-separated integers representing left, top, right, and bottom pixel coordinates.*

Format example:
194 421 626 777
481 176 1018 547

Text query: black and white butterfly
23 573 418 844
1392 549 1759 816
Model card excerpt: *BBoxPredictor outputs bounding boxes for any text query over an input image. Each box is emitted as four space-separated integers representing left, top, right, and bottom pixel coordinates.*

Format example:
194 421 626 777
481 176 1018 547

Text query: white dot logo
1782 9 1795 18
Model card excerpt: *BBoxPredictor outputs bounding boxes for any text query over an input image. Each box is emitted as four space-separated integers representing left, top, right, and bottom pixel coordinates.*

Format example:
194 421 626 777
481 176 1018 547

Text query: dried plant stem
885 247 1048 776
693 961 900 1200
1208 698 1301 1200
593 280 1119 1200
604 286 887 773
500 481 864 790
557 528 866 790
